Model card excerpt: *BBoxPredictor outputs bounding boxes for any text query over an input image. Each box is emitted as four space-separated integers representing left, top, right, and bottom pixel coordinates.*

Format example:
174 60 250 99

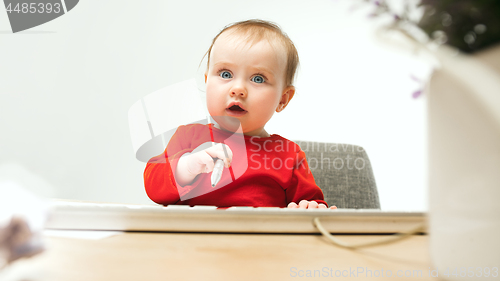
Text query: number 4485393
442 267 498 278
5 2 61 14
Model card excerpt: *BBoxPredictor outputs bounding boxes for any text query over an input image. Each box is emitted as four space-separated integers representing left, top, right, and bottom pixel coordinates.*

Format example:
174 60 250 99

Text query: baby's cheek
206 94 222 114
259 106 278 125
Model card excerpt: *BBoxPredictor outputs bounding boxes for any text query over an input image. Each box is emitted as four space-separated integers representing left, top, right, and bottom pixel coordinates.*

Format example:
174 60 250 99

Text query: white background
0 0 431 211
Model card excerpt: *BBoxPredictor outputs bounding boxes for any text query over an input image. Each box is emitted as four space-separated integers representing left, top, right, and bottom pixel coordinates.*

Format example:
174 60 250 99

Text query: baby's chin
211 115 243 134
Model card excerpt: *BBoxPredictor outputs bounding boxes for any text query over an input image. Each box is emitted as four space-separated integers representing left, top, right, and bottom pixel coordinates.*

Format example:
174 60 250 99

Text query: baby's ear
276 86 295 112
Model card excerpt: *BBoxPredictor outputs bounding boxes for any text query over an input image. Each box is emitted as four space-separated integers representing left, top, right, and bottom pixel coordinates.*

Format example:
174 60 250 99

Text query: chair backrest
294 141 381 209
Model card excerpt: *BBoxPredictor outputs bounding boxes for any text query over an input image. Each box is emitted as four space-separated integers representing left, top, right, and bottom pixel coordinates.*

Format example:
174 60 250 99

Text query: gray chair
294 141 381 209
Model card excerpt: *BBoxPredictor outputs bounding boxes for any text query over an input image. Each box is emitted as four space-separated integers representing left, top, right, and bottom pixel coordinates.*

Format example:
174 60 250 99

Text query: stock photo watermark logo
3 0 79 33
128 79 250 201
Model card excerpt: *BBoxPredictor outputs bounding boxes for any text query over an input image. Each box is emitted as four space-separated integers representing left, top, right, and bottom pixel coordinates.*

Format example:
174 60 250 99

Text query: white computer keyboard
45 200 426 234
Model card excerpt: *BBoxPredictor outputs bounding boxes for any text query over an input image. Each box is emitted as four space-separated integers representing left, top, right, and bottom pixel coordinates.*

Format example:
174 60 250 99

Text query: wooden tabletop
1 232 436 281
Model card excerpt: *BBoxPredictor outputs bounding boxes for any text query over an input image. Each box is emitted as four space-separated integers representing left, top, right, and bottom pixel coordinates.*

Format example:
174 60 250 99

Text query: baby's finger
318 204 327 209
221 144 233 168
223 144 233 158
206 144 233 167
330 205 338 210
307 201 319 209
287 202 298 208
298 200 309 209
200 153 215 173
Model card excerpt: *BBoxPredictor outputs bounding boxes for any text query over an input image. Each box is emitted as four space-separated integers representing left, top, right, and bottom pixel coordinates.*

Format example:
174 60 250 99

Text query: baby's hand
175 142 233 186
287 200 337 210
187 142 233 174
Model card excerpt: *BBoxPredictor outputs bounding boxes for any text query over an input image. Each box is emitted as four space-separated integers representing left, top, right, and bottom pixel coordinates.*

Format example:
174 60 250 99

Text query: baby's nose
230 84 247 97
231 90 246 97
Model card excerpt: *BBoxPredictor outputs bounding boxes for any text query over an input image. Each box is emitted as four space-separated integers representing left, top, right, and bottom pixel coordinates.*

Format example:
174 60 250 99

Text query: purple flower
412 90 423 99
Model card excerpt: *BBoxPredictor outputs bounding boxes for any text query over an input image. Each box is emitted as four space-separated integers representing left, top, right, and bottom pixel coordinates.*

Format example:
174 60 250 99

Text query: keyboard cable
313 217 426 249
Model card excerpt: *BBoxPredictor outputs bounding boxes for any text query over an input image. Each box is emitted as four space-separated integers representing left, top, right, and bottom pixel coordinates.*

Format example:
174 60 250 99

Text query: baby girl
144 19 336 210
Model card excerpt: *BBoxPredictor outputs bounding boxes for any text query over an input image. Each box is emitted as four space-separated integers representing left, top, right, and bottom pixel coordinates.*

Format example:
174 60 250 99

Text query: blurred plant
358 0 500 98
364 0 500 53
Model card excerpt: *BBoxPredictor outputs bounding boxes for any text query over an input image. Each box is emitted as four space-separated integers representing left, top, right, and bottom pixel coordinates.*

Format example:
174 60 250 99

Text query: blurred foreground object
0 181 48 269
427 43 500 281
418 0 500 53
362 1 500 279
365 0 500 53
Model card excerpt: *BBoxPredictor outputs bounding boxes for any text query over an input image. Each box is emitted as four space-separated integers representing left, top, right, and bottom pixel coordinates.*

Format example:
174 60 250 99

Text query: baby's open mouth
228 105 245 112
226 103 247 116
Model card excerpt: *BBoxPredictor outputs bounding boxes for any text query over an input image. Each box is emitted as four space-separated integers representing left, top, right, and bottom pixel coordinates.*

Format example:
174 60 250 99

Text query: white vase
428 44 500 280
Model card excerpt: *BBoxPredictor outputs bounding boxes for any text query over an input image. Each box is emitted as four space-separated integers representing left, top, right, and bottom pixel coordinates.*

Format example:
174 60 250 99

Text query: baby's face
205 32 293 137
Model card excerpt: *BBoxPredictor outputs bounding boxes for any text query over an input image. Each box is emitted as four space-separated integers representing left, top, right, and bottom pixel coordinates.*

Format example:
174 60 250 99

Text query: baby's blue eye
220 71 232 79
252 75 265 83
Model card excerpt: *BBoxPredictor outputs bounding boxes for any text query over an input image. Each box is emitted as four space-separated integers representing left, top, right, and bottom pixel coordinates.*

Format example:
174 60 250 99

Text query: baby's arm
145 124 231 205
175 142 233 186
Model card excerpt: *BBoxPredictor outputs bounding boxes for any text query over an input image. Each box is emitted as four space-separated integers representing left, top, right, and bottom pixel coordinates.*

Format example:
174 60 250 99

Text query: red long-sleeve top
144 124 326 207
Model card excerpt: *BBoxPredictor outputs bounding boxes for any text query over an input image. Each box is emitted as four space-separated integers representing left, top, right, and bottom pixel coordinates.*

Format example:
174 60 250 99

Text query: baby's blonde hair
202 19 299 87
